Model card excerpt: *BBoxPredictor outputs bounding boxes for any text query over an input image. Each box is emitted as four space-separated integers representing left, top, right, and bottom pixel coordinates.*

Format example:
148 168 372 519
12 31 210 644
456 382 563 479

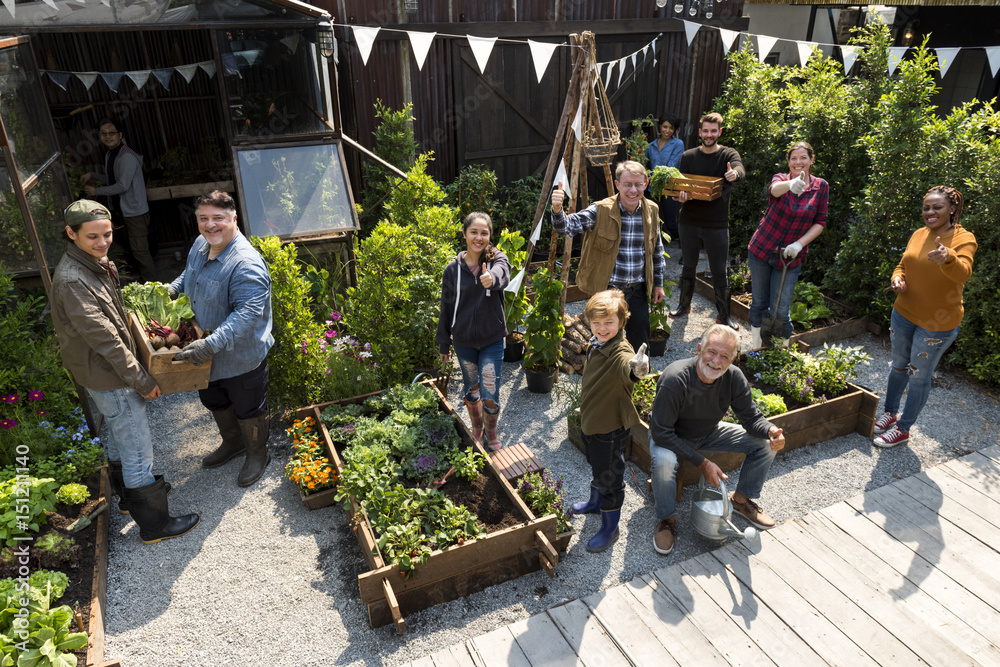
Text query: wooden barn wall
325 0 746 193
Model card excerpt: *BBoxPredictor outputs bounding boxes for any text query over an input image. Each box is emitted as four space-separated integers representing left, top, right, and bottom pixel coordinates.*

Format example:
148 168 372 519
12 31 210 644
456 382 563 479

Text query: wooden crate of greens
660 174 723 201
128 313 212 394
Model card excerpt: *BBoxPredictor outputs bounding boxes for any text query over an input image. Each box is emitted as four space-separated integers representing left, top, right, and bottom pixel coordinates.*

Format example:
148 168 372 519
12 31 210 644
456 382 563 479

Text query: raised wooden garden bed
128 313 212 394
86 468 114 667
693 271 881 347
293 383 567 633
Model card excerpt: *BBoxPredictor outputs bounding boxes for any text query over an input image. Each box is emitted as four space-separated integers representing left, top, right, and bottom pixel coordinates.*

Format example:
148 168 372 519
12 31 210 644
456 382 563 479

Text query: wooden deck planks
917 466 1000 532
581 589 681 667
506 613 583 667
546 599 634 667
468 626 532 667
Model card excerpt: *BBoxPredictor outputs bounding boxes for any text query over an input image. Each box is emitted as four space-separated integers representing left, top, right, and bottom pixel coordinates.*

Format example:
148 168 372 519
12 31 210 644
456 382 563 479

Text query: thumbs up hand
480 263 494 288
927 236 950 265
551 180 566 213
724 161 738 182
788 171 807 195
629 342 649 379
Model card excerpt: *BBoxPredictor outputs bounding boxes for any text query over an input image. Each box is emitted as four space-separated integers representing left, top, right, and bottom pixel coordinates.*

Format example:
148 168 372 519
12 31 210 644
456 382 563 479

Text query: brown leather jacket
576 195 660 296
50 244 157 395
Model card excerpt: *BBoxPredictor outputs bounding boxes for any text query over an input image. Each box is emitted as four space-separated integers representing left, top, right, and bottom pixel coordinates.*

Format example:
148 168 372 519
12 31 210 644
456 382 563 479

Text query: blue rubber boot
572 486 601 515
586 509 621 553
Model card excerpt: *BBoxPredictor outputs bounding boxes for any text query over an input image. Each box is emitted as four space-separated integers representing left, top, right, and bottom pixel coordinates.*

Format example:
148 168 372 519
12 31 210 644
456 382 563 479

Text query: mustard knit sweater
891 225 977 331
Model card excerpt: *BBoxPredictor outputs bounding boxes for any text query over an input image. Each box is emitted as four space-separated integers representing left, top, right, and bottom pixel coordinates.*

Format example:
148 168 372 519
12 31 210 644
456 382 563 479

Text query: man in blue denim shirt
171 191 274 487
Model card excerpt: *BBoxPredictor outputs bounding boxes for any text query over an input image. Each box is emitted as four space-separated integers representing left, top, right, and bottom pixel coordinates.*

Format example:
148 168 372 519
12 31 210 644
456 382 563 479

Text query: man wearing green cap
49 199 199 544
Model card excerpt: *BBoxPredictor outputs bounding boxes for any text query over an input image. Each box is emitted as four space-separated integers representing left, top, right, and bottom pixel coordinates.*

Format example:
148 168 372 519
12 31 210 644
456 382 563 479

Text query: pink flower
330 312 342 321
324 330 335 339
28 391 44 401
1 419 16 429
1 394 18 403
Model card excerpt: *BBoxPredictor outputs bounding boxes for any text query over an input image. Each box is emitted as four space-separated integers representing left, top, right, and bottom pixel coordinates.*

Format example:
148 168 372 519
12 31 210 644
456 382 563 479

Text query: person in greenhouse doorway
746 141 828 349
50 199 199 544
170 190 274 487
873 186 977 448
436 212 511 451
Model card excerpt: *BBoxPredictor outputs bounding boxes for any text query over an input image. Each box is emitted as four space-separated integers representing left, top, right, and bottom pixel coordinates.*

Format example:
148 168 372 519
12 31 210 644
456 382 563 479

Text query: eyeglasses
99 131 120 137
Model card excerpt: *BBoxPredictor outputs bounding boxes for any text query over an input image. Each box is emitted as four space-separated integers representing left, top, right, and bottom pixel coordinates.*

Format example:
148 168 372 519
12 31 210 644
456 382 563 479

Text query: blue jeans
748 255 801 339
85 386 155 488
583 427 631 511
649 422 776 520
884 309 960 432
454 339 504 413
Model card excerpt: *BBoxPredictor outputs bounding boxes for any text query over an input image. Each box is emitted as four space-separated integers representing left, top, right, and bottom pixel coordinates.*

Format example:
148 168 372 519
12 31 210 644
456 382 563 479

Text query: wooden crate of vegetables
123 283 212 394
650 166 723 202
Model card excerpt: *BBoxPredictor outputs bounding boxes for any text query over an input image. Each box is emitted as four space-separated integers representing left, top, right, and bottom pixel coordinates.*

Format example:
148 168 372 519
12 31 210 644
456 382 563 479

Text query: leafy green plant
0 477 57 546
251 236 325 412
522 268 565 372
496 174 544 239
449 447 488 482
54 484 88 506
0 603 87 667
789 281 831 330
648 166 683 199
631 373 659 419
728 261 750 293
360 100 419 235
743 344 870 405
283 416 337 496
30 533 81 570
517 469 572 533
624 116 656 165
649 300 671 339
445 164 499 223
724 387 787 423
494 229 530 334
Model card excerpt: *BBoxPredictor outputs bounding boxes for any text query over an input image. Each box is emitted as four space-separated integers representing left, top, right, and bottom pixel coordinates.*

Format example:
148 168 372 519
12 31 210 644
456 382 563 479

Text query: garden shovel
762 253 790 343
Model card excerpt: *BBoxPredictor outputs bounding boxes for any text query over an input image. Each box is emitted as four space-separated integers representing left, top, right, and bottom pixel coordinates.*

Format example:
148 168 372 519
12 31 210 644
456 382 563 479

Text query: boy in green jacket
572 290 649 552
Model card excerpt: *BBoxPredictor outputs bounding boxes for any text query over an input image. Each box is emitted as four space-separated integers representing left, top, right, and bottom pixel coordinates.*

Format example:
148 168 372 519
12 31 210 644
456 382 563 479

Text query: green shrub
523 268 564 372
360 100 419 235
496 175 544 239
444 164 499 222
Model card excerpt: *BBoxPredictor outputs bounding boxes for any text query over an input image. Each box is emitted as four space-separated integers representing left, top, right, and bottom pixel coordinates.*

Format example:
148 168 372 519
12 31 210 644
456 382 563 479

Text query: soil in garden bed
36 469 102 664
437 471 521 533
730 289 854 331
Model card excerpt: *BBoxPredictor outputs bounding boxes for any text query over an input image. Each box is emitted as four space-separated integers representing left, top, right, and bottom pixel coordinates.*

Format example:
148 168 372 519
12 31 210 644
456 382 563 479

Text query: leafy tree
360 100 419 235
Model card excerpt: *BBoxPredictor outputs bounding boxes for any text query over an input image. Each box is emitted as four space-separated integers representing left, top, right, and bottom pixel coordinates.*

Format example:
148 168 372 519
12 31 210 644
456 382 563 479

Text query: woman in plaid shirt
747 142 828 348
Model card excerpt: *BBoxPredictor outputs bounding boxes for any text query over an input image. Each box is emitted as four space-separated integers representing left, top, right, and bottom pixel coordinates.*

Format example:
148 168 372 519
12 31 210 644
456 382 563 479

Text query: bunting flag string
407 30 436 70
935 47 960 78
528 39 559 83
841 45 859 74
986 46 1000 78
682 20 700 47
756 35 779 64
353 26 379 66
42 59 216 93
796 41 817 68
467 35 497 74
887 46 908 77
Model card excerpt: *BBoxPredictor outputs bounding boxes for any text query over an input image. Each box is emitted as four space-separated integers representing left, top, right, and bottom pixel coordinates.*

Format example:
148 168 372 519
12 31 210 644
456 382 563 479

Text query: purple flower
1 395 18 403
28 391 44 401
325 330 336 339
1 419 16 429
330 312 342 321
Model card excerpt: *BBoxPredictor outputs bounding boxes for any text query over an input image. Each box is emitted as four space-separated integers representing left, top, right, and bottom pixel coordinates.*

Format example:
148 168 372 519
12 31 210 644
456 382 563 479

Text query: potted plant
522 268 565 393
495 229 530 362
648 297 671 357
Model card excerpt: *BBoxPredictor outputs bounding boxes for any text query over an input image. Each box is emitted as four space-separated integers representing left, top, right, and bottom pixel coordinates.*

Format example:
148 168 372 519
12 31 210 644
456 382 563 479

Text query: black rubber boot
237 412 270 487
124 478 199 544
715 287 738 330
669 278 695 318
203 406 246 468
108 461 170 515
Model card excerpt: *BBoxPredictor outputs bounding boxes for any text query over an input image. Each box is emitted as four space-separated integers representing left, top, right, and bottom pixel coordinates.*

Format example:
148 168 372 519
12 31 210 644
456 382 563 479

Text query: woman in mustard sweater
873 186 977 448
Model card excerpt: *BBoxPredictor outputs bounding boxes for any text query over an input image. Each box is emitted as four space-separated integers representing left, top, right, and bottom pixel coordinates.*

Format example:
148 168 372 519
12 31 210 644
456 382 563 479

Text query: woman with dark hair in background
646 113 684 244
873 186 977 448
436 212 511 451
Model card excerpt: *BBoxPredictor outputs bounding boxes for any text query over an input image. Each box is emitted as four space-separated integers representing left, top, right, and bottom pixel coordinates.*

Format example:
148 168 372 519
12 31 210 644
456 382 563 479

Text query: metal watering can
691 474 759 543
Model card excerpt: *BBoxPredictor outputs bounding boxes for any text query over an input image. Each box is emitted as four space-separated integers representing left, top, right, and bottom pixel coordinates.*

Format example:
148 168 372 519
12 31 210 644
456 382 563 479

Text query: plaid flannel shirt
748 173 829 270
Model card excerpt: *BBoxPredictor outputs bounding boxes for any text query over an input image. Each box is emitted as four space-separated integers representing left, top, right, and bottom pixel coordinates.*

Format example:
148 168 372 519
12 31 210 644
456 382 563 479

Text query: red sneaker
873 412 898 435
873 425 909 448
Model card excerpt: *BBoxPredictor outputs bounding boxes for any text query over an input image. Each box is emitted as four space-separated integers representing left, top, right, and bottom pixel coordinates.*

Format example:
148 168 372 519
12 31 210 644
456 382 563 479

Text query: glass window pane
236 143 357 238
221 29 328 139
0 43 58 180
0 162 35 273
26 161 74 270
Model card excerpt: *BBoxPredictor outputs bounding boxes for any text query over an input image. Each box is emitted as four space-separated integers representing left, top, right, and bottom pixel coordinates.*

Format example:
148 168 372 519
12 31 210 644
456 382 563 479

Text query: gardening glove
629 343 649 379
787 171 807 195
168 285 178 299
174 338 214 366
782 241 803 259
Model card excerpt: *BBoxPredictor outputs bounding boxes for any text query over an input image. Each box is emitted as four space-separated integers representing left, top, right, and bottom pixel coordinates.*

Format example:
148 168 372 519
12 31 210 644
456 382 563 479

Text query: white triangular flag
642 44 650 62
467 36 497 74
126 70 151 89
553 159 572 201
935 47 960 78
986 47 1000 78
100 71 123 93
76 73 97 90
176 64 198 83
683 20 700 47
630 53 638 79
2 0 14 19
407 31 436 70
888 47 908 76
353 26 379 66
46 71 72 91
506 268 525 294
603 62 614 91
718 28 739 56
796 41 816 67
757 35 778 64
840 45 858 74
528 40 558 83
571 101 583 142
199 61 217 79
40 0 56 9
617 57 628 88
529 219 542 244
152 68 173 90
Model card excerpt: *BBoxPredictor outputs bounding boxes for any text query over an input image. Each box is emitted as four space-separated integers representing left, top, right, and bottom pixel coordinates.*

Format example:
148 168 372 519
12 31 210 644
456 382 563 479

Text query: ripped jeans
453 339 504 414
884 309 959 432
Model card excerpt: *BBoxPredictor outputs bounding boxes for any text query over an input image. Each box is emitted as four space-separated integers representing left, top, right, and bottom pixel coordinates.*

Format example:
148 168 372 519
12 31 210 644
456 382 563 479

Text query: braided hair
925 186 964 226
463 211 497 263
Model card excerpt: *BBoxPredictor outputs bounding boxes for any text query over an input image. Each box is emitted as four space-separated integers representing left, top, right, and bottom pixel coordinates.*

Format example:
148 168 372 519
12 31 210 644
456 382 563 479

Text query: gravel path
103 246 1000 666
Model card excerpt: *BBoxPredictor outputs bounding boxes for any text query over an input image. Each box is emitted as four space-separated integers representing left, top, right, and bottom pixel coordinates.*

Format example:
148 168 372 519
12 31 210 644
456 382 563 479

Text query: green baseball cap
64 199 111 227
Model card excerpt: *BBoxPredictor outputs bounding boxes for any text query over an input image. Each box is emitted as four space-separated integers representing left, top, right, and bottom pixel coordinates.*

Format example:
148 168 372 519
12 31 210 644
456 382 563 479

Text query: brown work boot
653 516 676 555
731 494 776 530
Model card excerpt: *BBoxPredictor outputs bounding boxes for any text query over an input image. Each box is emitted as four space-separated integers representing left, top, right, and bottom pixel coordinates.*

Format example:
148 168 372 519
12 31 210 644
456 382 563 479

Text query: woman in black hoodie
436 212 511 450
